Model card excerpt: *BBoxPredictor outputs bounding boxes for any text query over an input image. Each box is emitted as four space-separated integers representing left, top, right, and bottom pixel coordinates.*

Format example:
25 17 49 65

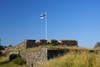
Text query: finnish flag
40 13 46 19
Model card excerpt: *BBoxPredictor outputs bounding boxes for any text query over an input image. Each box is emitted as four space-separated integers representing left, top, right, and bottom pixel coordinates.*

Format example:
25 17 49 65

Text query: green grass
0 56 28 67
36 51 100 67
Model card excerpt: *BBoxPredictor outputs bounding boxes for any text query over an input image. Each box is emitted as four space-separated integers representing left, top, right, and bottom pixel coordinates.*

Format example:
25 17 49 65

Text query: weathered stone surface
19 48 48 67
14 39 78 49
48 39 58 44
16 40 39 49
58 40 78 46
37 39 47 45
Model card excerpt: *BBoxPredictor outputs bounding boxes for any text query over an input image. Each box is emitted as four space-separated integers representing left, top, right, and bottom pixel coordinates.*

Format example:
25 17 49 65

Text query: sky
0 0 100 48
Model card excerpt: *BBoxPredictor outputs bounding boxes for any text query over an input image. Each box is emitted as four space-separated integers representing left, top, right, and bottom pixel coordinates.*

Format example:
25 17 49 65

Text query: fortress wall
58 40 78 46
16 41 27 49
37 39 47 45
15 39 78 49
48 39 58 44
26 40 39 48
16 40 38 49
19 48 48 67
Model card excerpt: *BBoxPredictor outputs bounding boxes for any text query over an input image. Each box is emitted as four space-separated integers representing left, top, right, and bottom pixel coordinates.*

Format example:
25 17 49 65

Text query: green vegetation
36 51 100 67
0 56 28 67
94 42 100 48
9 54 26 65
0 38 1 45
0 45 4 51
0 45 5 56
9 54 20 61
12 57 26 65
8 44 12 47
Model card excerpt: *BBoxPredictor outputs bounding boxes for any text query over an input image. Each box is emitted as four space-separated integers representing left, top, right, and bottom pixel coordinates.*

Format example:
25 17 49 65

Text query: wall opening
31 64 33 67
47 50 69 60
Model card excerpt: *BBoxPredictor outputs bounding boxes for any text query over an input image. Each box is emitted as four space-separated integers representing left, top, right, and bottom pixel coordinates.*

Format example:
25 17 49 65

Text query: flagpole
45 12 47 40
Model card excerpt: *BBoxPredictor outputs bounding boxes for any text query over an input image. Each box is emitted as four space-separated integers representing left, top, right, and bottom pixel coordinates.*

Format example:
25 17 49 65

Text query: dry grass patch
36 51 100 67
13 45 89 52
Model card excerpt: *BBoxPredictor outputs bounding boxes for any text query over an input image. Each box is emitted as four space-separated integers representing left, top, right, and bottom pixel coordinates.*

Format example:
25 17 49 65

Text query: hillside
36 51 100 67
1 48 100 67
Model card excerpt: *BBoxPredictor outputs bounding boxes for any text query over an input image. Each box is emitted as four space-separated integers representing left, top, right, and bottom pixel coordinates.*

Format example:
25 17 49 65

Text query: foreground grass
0 56 28 67
1 51 100 67
36 51 100 67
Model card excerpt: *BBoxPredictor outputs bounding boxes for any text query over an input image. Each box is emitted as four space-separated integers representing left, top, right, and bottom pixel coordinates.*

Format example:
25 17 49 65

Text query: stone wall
2 48 48 67
16 41 27 49
26 40 38 48
16 40 39 49
15 39 78 49
1 46 17 55
19 48 48 67
58 40 78 46
48 39 58 44
37 39 47 45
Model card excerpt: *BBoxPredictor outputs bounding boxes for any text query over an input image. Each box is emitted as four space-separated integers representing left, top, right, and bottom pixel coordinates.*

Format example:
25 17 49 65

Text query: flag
40 13 46 19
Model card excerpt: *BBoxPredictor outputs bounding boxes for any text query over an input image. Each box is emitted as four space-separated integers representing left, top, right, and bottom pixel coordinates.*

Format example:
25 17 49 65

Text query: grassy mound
36 51 100 67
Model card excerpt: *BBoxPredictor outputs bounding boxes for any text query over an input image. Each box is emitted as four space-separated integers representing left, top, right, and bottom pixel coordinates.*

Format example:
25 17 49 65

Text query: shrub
50 44 56 46
0 52 2 55
0 52 5 57
51 40 57 44
0 45 5 57
94 42 100 48
9 54 20 61
12 57 26 65
8 44 12 47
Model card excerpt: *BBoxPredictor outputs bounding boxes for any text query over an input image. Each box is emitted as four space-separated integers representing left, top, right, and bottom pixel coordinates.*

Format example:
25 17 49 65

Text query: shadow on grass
0 61 10 65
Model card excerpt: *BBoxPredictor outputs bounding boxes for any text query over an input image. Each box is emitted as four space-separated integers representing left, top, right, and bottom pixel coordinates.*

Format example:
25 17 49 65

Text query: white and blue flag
40 13 46 19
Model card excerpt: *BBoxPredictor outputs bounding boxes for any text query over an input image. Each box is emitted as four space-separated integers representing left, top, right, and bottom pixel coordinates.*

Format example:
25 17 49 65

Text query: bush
0 52 2 55
9 54 20 61
8 44 12 47
51 40 57 44
50 44 56 46
0 52 6 57
12 57 26 65
94 42 100 48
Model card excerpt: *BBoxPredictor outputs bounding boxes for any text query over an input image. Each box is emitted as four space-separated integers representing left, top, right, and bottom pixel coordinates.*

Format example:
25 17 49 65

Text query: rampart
16 40 39 49
1 39 79 67
58 40 77 46
48 39 58 44
15 39 78 49
2 48 100 67
37 39 47 45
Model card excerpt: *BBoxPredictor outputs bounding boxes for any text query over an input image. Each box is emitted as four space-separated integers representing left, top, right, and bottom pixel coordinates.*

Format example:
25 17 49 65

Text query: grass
12 45 90 52
1 47 100 67
6 45 100 52
36 51 100 67
0 56 28 67
2 45 100 67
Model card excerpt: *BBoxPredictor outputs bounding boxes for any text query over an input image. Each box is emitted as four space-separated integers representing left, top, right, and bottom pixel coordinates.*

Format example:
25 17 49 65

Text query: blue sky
0 0 100 48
